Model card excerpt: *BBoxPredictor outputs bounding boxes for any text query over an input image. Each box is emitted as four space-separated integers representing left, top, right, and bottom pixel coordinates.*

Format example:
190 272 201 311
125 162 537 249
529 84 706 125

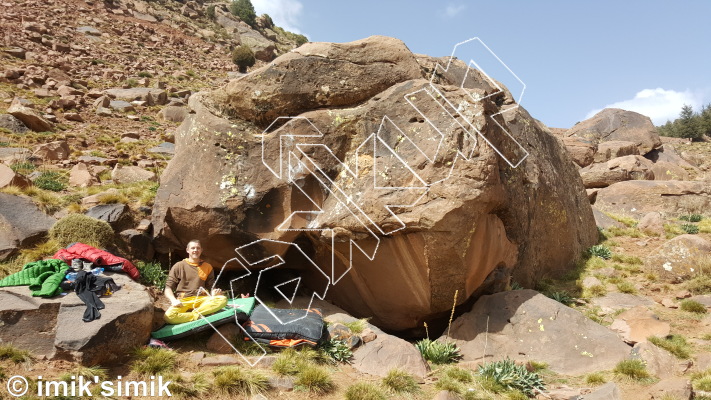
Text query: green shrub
10 161 34 175
588 244 612 260
232 45 255 73
213 366 269 396
477 358 545 397
206 5 216 19
137 262 167 290
613 359 651 380
273 348 310 376
294 365 335 394
382 369 419 394
165 372 210 397
586 372 606 385
681 224 700 234
343 318 368 334
648 335 692 359
0 344 32 363
680 214 703 222
230 0 256 27
49 214 115 248
319 339 352 363
131 347 177 375
616 281 637 294
680 299 708 314
415 339 461 364
344 382 387 400
35 171 66 192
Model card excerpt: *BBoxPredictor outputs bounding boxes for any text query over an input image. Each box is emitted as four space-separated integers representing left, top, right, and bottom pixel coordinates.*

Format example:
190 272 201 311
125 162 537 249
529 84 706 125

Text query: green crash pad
151 297 256 341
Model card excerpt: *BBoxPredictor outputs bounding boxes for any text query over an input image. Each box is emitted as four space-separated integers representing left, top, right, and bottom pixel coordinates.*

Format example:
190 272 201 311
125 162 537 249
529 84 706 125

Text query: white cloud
252 0 305 35
443 4 466 18
586 88 705 125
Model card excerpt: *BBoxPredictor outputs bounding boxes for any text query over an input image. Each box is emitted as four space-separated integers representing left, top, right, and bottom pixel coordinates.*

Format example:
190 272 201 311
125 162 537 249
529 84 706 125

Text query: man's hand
211 288 222 296
170 298 182 307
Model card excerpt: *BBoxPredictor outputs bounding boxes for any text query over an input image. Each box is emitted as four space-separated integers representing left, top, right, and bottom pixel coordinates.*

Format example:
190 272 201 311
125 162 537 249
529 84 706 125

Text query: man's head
186 240 203 261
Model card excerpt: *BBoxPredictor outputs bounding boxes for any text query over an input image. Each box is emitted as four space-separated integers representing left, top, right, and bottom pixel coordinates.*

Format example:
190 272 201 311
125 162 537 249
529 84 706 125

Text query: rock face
609 306 670 344
0 273 152 366
595 181 711 218
646 235 711 282
0 163 31 189
0 113 29 134
7 98 53 132
152 36 598 331
566 108 662 155
0 193 56 260
441 290 631 375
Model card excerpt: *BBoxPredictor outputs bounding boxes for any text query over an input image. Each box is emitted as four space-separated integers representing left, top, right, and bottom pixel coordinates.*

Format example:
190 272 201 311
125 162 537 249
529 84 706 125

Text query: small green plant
680 214 703 222
35 171 66 192
294 364 335 394
10 161 35 174
165 372 210 397
680 299 708 314
273 348 312 376
382 369 419 394
0 344 32 363
478 359 545 397
206 5 216 19
586 372 606 385
49 214 115 248
681 223 700 234
616 280 637 294
527 361 548 372
344 382 387 400
137 71 153 78
213 366 270 396
319 339 352 363
588 245 612 260
231 45 256 73
545 290 574 306
611 254 643 265
692 369 711 392
613 359 651 381
440 365 474 383
583 284 607 298
130 347 177 375
124 78 138 88
415 339 461 364
343 318 369 334
136 262 167 290
648 335 691 359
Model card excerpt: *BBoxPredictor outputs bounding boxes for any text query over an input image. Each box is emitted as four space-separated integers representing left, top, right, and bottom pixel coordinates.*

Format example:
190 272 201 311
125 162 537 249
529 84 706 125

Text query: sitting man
164 239 228 324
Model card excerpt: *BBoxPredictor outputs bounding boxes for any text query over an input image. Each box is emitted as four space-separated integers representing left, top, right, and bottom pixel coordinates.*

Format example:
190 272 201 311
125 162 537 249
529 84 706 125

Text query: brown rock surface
0 163 31 189
609 306 670 344
152 36 597 331
637 211 664 236
561 136 596 167
646 235 711 282
594 140 639 162
651 161 689 181
0 193 56 260
69 162 99 187
566 108 662 155
595 180 711 218
441 290 631 375
32 140 70 161
7 98 53 132
111 164 156 184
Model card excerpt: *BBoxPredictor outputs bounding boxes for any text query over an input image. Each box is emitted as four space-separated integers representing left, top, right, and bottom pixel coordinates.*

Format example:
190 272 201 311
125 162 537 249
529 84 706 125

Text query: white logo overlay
199 37 527 366
5 375 171 398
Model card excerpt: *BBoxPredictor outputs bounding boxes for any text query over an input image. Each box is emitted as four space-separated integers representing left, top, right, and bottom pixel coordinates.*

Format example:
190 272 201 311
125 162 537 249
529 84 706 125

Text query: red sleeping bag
53 242 140 281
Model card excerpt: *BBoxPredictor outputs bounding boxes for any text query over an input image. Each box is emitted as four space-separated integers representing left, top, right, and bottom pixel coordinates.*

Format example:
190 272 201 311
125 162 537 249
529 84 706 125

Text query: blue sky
252 0 711 129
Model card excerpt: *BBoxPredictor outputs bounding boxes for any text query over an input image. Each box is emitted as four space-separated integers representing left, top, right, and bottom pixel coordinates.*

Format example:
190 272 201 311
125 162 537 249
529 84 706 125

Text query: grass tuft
680 299 707 314
49 213 115 248
382 369 419 394
213 366 270 396
648 335 691 359
0 344 32 363
344 382 387 400
586 372 606 385
614 359 651 381
130 347 177 375
343 318 369 334
294 364 335 394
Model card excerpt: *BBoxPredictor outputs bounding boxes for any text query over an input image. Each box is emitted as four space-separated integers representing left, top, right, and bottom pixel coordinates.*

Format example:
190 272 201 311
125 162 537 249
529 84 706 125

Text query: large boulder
7 98 53 132
105 88 168 106
561 136 596 168
646 235 711 283
0 163 31 189
566 108 662 155
0 193 56 260
152 36 598 331
440 290 631 375
0 273 153 365
595 180 711 219
580 155 654 188
0 113 29 134
594 140 640 163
